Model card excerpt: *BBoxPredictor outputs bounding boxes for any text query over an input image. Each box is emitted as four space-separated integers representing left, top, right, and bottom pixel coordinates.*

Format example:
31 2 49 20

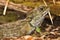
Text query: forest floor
0 7 60 40
1 15 60 40
0 1 60 40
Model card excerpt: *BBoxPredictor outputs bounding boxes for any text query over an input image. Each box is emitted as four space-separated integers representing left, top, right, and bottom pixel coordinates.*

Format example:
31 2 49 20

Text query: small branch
53 0 56 5
3 0 9 15
43 0 47 7
48 11 53 24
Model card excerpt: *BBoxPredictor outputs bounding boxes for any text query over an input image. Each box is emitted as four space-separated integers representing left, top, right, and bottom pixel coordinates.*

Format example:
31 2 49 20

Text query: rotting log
0 0 33 14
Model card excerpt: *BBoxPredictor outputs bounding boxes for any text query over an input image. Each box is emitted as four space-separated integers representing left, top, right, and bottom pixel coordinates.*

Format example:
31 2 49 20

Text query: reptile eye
40 7 43 10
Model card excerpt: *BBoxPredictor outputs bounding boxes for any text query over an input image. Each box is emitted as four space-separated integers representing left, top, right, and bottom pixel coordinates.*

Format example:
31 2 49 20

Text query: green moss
0 12 17 24
10 0 24 3
0 8 19 24
21 2 43 7
10 0 43 7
